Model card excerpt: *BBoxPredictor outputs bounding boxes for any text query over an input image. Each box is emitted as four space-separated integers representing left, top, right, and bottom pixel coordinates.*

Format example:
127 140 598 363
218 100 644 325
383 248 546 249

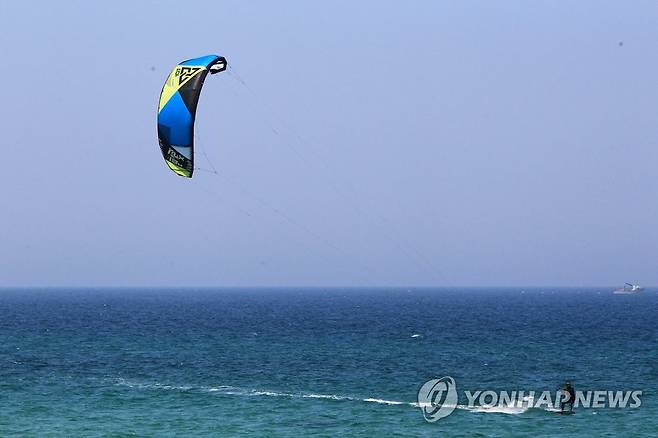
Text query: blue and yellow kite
157 55 227 177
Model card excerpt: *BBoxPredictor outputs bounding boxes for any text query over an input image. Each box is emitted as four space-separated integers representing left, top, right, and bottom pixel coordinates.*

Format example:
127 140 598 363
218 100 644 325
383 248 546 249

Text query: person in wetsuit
560 380 576 412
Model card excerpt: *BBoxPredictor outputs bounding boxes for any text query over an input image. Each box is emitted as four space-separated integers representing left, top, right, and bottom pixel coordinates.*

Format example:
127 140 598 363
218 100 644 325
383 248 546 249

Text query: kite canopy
157 54 227 177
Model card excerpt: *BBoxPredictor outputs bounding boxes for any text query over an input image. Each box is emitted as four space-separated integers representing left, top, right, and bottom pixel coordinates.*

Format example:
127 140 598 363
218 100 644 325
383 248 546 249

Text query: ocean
0 288 656 436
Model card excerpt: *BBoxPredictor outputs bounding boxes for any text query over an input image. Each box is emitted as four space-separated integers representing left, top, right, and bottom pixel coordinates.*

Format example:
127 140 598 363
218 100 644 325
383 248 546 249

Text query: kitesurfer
560 380 575 412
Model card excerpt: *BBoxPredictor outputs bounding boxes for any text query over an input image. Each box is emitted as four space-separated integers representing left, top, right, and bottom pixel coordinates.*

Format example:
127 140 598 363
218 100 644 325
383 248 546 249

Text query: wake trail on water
113 378 413 407
111 379 559 415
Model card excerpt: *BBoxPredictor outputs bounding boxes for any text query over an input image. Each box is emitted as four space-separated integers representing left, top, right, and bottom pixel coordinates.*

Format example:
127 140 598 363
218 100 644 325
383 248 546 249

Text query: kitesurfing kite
157 55 227 177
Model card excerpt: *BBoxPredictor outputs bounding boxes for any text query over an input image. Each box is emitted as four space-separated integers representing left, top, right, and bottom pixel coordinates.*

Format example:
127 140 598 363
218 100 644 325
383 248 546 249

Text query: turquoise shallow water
0 288 656 436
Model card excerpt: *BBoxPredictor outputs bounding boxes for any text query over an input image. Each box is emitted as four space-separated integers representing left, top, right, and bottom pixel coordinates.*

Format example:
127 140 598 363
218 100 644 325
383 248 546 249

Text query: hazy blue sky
1 0 656 287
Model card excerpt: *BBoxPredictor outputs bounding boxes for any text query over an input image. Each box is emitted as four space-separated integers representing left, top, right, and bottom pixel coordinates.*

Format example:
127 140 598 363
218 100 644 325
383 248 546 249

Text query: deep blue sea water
0 288 656 437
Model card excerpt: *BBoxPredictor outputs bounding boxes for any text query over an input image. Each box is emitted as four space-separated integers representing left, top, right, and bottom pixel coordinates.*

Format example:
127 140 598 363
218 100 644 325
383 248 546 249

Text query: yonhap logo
417 376 458 422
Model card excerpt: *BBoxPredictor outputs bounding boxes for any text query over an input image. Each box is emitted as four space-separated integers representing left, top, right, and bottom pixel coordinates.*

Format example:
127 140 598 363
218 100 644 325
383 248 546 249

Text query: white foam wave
302 393 350 401
113 378 414 408
206 385 236 392
412 402 459 409
114 379 194 392
113 379 564 417
363 398 405 405
251 390 293 397
456 395 567 416
463 405 528 415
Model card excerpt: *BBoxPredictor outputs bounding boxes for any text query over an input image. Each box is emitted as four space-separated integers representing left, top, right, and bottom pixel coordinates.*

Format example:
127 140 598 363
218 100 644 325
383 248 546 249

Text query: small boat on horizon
613 283 644 294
